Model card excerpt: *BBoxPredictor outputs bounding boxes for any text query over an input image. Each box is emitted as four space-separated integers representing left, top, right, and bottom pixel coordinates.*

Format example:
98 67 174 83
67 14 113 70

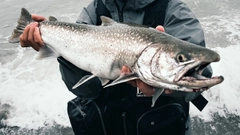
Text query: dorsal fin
49 16 57 21
100 16 116 26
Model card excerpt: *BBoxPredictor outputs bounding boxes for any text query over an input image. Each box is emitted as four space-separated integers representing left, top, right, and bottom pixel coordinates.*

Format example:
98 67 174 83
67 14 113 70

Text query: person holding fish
18 0 215 135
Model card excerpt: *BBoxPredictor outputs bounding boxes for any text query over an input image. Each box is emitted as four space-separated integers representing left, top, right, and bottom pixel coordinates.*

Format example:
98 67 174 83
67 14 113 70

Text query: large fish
9 8 224 106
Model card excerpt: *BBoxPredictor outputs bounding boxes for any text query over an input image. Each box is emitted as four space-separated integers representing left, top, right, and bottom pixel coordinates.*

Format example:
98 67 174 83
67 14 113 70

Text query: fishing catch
9 8 224 106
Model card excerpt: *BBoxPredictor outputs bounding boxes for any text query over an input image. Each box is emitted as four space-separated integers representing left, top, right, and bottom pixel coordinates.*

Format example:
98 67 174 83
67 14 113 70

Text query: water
0 0 239 134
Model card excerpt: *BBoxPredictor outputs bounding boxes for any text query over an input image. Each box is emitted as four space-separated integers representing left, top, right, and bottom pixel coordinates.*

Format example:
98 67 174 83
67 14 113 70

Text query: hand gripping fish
9 8 224 106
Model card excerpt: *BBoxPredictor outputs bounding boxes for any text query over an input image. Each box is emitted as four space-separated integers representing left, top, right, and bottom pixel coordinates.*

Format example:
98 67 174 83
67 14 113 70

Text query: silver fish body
9 8 224 106
39 20 151 80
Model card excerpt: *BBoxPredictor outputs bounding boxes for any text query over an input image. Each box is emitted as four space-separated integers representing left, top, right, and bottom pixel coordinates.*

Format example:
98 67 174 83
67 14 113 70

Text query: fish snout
202 50 221 63
214 53 221 62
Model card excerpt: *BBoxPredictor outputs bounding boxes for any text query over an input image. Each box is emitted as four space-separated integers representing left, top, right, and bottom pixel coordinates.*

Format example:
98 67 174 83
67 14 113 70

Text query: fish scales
9 8 224 106
40 20 154 79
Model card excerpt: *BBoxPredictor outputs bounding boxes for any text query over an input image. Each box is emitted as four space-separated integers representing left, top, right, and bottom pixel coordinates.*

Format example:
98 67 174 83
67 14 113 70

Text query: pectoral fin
99 78 110 86
72 75 110 89
104 72 139 88
151 88 164 107
72 75 96 89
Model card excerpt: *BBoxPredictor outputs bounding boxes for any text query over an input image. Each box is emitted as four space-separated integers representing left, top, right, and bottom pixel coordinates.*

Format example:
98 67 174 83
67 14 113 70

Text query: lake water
0 0 240 134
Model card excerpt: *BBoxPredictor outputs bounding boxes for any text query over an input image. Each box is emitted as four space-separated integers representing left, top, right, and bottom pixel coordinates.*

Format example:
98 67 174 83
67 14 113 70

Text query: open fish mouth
174 61 224 92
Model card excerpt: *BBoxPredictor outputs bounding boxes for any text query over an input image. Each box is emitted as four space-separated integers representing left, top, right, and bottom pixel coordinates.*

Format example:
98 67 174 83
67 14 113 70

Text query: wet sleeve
57 1 102 99
163 0 212 101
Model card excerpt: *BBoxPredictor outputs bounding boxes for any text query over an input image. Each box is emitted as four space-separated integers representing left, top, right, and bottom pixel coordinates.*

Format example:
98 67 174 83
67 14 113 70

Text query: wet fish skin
9 8 224 106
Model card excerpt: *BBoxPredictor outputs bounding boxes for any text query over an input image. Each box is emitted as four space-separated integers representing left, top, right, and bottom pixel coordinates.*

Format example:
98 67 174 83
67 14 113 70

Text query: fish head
170 42 224 91
135 38 224 92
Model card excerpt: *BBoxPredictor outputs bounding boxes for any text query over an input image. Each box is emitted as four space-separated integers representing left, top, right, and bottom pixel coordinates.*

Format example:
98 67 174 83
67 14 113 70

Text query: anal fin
37 45 59 59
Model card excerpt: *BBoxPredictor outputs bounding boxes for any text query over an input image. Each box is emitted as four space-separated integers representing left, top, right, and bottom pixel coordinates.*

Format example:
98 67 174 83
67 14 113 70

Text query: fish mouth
174 61 224 92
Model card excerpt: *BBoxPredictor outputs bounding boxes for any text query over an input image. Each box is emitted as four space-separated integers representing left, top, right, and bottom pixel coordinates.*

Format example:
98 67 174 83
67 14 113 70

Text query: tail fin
9 8 33 43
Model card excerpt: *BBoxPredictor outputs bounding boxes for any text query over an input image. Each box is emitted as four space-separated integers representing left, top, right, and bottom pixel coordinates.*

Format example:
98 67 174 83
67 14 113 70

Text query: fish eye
176 53 188 63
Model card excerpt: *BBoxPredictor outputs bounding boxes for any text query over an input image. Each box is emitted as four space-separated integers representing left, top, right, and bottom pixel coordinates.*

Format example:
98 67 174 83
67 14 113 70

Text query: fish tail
8 8 33 43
